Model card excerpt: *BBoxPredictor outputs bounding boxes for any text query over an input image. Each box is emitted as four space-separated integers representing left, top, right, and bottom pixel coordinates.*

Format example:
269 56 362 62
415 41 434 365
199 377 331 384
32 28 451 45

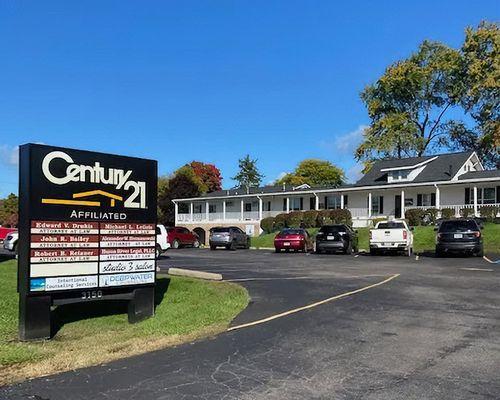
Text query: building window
325 195 341 209
194 204 202 213
371 195 384 215
245 203 252 212
468 187 497 204
291 197 303 211
265 201 271 211
226 201 234 207
209 204 217 213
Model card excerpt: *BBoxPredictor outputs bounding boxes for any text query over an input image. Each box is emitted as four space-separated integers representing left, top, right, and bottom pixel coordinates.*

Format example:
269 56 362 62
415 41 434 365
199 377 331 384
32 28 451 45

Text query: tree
276 159 345 187
189 161 222 193
232 155 264 189
356 22 499 170
0 193 18 227
158 173 201 225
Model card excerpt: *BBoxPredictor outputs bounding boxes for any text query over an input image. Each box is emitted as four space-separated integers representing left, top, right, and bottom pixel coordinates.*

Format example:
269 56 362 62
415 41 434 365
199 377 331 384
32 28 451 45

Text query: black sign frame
18 143 158 340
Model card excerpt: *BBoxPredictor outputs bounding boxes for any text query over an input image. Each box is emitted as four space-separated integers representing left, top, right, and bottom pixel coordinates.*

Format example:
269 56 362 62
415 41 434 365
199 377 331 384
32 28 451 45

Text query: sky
0 1 498 197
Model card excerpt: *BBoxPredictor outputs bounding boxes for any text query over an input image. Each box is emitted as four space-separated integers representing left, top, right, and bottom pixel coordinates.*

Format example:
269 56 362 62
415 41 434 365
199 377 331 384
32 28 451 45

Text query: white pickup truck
369 220 414 256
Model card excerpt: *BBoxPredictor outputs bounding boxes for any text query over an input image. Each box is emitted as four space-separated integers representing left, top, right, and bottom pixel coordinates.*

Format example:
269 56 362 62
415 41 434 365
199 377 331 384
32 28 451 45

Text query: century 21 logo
41 151 146 209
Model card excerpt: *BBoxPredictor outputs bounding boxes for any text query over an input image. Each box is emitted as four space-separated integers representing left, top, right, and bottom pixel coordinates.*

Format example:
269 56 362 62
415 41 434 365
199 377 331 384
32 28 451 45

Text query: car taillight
473 231 481 238
436 233 442 240
403 230 407 240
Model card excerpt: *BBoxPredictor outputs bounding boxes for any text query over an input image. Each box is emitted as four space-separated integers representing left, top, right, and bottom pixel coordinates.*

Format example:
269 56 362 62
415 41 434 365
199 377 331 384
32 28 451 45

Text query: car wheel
192 240 200 248
370 248 377 256
435 248 442 258
155 245 162 259
344 242 352 255
476 247 484 257
172 239 180 249
210 245 217 251
228 241 237 251
275 248 280 253
245 239 251 249
407 247 413 257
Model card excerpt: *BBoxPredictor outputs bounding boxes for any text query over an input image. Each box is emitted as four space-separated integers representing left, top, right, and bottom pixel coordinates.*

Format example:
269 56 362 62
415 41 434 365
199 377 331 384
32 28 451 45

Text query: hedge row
405 205 500 226
260 209 352 233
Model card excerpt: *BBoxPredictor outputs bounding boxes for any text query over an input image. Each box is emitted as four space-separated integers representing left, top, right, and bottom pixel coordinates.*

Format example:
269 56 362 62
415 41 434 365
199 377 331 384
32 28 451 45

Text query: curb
167 267 223 281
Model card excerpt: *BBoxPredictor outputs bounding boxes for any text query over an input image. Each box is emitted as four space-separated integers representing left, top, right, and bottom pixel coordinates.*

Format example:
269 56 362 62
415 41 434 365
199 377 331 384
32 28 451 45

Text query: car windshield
439 220 478 232
320 226 346 234
377 222 405 229
211 228 230 233
280 229 303 235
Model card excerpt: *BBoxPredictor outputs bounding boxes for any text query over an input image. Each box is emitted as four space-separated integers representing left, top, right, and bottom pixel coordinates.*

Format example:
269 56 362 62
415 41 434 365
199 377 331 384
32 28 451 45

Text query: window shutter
465 188 470 204
430 193 436 206
497 187 500 203
379 196 384 214
344 195 348 208
310 197 315 210
300 197 304 210
283 198 287 211
417 194 422 206
324 196 328 210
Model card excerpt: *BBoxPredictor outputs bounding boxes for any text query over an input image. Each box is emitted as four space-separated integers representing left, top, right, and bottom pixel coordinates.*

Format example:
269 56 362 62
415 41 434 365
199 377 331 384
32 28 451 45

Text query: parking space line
226 274 390 282
460 267 494 272
227 273 400 332
483 256 500 264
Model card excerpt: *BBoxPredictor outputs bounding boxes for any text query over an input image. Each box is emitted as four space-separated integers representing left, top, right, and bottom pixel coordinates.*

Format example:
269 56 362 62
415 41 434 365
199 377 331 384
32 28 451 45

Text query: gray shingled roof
203 184 347 198
459 169 500 180
354 151 474 186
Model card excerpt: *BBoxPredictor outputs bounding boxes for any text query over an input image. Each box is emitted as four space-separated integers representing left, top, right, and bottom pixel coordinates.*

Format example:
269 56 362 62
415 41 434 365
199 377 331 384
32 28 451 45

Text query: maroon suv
167 227 200 249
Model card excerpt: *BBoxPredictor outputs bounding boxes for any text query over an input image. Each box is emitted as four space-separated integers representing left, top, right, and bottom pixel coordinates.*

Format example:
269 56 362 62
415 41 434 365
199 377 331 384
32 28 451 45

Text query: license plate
327 236 334 241
454 233 463 239
284 242 290 246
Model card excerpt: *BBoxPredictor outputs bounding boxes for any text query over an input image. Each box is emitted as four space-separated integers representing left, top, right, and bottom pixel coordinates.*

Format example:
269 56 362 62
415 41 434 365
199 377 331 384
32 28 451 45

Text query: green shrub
260 217 275 234
286 211 303 228
274 213 287 230
460 207 475 218
371 217 386 227
302 210 319 228
479 205 500 223
424 208 439 225
328 209 352 225
317 210 332 226
440 208 455 219
406 208 425 226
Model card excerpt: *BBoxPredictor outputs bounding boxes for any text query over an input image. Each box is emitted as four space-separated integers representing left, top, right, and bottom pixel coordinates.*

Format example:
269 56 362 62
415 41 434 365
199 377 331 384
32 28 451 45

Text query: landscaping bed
0 260 249 385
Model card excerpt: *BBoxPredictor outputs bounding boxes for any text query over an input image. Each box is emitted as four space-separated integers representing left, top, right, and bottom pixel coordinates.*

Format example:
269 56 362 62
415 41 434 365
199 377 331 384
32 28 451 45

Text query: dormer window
388 169 410 182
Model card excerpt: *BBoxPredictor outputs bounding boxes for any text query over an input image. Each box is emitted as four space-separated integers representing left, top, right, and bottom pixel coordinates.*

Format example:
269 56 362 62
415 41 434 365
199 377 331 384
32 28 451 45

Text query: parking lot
2 248 500 400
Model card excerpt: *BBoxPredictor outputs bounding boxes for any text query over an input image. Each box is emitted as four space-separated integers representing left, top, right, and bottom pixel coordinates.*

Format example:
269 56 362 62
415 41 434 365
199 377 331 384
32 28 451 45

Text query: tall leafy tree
232 155 264 189
0 193 18 227
356 22 499 170
158 173 201 225
189 161 222 193
276 159 345 187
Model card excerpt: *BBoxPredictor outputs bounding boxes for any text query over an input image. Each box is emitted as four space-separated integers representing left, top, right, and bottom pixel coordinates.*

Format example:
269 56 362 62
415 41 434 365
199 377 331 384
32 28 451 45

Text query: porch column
368 192 372 218
205 201 209 221
435 185 440 209
222 200 226 221
258 197 263 221
190 202 193 222
401 190 405 219
174 202 179 225
473 186 478 217
240 199 244 221
286 197 290 213
315 194 319 210
340 194 345 209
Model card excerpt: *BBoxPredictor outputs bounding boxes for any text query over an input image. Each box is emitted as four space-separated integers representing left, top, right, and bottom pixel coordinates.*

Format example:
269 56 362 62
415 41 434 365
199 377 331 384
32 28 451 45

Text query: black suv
315 224 358 254
435 219 483 257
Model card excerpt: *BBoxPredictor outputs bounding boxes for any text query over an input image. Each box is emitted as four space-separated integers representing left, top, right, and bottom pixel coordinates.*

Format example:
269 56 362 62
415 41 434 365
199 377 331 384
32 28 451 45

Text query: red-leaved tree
189 161 222 193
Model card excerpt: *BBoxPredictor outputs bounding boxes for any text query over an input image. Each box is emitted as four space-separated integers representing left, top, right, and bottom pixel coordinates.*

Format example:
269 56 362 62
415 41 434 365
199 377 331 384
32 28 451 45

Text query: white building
173 151 500 244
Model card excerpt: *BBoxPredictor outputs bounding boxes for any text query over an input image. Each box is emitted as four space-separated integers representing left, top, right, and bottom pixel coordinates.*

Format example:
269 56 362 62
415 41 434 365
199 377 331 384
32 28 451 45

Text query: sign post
18 144 157 340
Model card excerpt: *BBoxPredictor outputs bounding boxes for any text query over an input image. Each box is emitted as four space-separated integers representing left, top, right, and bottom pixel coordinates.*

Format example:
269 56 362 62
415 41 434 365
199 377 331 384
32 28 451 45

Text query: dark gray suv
209 226 250 250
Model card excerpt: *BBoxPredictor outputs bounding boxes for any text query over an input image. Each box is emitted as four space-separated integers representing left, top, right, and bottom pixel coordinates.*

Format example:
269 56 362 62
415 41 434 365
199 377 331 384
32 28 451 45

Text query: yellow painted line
460 267 494 272
42 198 101 206
73 190 123 200
227 273 400 332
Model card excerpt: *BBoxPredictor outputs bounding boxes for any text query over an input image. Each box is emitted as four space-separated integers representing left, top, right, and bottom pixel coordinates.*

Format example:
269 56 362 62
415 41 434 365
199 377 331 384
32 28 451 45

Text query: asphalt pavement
2 249 500 399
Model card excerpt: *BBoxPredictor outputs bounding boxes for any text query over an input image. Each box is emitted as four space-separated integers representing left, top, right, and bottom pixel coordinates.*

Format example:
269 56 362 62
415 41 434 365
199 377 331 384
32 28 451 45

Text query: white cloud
320 125 368 154
267 171 288 185
346 163 364 183
0 145 19 166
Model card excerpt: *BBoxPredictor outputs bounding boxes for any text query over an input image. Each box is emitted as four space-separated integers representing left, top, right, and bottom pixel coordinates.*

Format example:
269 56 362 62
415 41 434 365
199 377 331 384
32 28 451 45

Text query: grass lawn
253 223 500 253
0 259 249 385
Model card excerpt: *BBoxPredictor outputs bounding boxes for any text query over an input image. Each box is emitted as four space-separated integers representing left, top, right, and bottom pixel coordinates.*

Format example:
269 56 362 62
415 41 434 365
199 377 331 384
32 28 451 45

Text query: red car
274 228 314 253
0 227 16 244
167 227 200 249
